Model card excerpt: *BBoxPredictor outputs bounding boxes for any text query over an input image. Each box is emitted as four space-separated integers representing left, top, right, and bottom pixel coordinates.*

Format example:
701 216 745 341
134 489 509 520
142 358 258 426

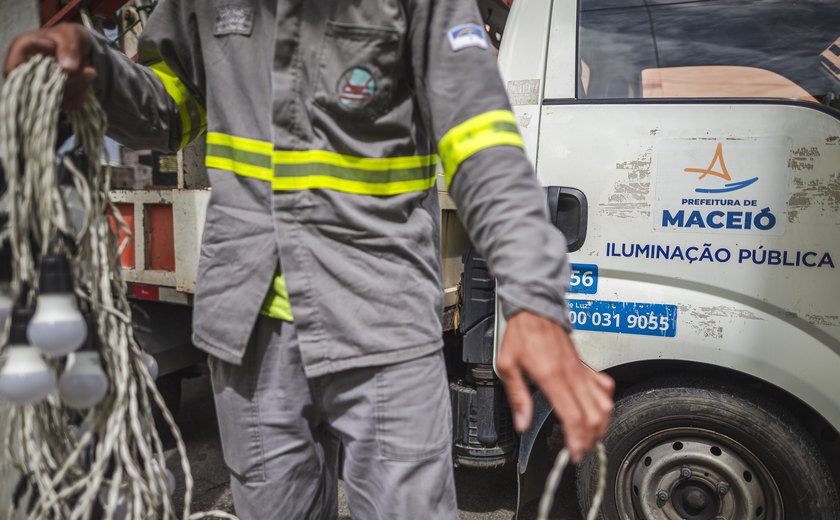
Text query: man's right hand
497 311 614 463
4 23 95 111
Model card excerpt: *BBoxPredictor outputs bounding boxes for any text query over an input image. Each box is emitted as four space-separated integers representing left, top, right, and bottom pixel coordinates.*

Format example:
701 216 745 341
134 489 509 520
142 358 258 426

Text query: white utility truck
110 0 840 518
499 0 840 518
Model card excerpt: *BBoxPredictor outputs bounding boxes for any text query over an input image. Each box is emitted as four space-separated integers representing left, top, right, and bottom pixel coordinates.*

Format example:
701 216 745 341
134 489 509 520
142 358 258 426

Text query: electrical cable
536 441 606 520
0 54 237 520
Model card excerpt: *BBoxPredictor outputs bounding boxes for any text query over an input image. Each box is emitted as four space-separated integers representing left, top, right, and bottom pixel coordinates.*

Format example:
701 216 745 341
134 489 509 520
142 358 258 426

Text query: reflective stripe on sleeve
205 132 273 181
148 61 207 149
205 132 437 196
437 110 525 188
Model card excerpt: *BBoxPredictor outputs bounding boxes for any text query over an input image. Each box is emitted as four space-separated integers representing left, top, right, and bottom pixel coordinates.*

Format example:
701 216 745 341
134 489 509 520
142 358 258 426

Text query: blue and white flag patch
447 23 489 51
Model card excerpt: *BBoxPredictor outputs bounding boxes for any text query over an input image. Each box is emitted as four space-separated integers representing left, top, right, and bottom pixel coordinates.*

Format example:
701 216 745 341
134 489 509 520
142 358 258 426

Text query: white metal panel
158 286 189 305
493 0 555 372
109 189 210 293
537 101 840 429
497 0 553 164
173 190 210 292
543 0 577 100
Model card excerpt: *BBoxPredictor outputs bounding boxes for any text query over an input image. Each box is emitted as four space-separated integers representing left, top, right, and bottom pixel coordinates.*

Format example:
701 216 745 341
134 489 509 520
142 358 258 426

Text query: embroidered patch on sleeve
214 5 254 37
447 23 489 52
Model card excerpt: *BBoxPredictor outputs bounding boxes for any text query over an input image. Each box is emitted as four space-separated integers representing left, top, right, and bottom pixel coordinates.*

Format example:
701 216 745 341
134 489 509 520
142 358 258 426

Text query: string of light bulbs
0 54 236 520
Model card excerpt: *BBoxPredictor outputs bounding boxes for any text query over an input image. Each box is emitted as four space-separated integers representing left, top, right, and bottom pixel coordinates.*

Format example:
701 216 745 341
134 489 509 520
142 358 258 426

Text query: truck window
578 0 840 111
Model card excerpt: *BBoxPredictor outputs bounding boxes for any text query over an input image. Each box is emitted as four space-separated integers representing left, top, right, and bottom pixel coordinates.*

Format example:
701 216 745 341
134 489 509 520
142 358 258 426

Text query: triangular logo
684 143 732 181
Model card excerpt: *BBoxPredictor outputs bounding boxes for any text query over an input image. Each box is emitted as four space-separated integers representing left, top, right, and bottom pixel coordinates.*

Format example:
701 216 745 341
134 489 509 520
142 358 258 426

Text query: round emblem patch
336 67 377 110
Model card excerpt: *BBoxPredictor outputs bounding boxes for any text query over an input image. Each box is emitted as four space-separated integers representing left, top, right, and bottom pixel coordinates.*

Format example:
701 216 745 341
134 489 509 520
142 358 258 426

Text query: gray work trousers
208 316 458 519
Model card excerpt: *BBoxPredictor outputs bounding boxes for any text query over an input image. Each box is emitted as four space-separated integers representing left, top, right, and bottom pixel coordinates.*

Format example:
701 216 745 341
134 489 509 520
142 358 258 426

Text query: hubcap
671 480 717 519
615 428 783 520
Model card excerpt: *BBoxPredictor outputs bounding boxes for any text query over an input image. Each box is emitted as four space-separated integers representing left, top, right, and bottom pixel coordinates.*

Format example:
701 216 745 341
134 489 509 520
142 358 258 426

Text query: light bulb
28 254 87 357
142 352 159 380
0 292 12 328
166 468 176 495
0 346 57 404
0 307 56 405
58 351 108 409
28 295 87 356
152 464 177 497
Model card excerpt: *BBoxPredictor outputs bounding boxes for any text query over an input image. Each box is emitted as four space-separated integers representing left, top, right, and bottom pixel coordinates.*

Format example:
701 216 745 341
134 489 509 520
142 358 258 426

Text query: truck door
534 0 840 517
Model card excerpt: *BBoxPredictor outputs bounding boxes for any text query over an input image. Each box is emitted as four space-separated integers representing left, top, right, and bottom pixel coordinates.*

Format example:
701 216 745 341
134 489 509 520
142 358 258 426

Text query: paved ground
167 374 582 519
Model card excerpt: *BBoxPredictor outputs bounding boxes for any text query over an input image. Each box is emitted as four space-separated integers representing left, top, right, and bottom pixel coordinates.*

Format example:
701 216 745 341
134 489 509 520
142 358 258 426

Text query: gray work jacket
90 0 571 376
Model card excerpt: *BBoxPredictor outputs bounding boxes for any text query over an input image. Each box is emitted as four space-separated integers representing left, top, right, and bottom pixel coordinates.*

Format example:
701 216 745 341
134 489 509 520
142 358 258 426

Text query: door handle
546 186 588 252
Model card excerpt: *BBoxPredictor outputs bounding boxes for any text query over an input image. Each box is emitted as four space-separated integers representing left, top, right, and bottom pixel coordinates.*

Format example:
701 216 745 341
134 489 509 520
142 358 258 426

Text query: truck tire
577 380 839 520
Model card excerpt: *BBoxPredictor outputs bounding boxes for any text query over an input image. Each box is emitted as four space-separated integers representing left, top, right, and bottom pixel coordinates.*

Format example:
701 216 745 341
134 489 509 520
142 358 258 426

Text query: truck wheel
577 380 839 520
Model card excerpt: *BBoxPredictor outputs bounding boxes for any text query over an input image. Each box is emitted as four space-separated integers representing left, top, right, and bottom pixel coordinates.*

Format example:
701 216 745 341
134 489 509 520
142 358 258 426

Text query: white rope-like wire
0 55 237 520
536 442 607 520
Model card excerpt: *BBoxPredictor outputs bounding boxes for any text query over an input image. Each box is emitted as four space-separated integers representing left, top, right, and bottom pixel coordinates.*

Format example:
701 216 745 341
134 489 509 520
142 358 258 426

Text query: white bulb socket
0 345 57 404
27 294 88 357
142 352 159 380
58 351 108 409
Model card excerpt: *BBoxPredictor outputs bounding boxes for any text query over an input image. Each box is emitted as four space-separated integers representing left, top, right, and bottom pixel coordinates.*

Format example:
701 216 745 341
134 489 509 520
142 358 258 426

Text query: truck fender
515 389 556 516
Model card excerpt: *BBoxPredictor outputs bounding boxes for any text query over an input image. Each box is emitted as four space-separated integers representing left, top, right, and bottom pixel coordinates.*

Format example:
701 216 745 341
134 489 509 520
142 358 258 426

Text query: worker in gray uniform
6 1 614 518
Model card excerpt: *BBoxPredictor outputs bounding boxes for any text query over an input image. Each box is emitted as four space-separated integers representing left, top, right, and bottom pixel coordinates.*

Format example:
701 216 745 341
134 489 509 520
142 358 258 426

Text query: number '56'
570 270 595 288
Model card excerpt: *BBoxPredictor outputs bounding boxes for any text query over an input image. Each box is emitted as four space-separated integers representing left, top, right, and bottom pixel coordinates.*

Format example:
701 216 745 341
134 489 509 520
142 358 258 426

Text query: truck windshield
578 0 840 112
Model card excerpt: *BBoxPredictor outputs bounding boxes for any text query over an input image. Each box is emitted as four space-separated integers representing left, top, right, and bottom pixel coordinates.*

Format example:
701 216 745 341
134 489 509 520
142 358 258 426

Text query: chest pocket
314 22 403 120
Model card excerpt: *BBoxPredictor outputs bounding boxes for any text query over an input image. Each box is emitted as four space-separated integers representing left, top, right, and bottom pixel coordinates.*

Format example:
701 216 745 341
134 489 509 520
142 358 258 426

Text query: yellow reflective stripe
271 175 436 195
207 132 273 155
438 110 525 187
205 132 437 195
208 134 434 169
273 150 437 170
149 61 206 149
205 132 273 181
205 155 273 182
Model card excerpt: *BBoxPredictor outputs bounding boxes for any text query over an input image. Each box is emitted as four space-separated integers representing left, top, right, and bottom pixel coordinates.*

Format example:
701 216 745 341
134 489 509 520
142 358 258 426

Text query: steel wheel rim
614 427 784 520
